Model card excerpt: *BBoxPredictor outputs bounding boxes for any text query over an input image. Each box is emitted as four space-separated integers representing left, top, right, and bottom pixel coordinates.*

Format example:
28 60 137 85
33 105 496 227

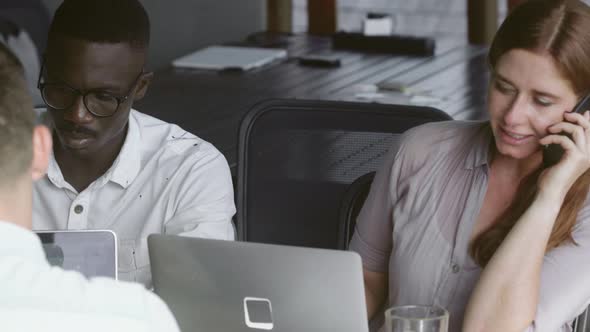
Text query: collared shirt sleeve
349 134 409 273
163 142 236 240
520 197 590 332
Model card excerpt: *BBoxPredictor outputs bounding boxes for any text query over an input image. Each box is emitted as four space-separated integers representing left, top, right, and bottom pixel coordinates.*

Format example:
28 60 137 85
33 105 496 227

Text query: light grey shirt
350 120 590 332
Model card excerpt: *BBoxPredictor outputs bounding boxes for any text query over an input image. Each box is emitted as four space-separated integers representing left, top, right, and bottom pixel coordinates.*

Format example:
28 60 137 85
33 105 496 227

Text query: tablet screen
36 231 117 279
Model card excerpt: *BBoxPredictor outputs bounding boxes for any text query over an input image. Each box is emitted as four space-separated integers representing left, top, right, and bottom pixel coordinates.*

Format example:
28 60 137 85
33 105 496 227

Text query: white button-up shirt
33 110 236 286
0 220 180 332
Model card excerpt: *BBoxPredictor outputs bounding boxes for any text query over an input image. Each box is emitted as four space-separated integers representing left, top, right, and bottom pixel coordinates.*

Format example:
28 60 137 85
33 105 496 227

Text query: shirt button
452 263 460 273
74 205 84 214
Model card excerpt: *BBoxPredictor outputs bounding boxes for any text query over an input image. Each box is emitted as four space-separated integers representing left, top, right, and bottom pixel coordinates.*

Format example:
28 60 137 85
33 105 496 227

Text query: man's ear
31 125 52 181
133 71 154 101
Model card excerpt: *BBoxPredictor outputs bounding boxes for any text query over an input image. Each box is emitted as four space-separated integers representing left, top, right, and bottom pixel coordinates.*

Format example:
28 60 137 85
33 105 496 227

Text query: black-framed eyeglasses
37 59 144 118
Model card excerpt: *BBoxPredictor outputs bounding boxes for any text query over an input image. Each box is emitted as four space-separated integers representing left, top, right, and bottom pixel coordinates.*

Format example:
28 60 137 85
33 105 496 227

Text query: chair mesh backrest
237 99 452 249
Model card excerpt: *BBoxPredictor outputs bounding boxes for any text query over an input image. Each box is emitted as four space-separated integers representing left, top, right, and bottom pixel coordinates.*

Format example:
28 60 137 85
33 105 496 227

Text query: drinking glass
384 305 449 332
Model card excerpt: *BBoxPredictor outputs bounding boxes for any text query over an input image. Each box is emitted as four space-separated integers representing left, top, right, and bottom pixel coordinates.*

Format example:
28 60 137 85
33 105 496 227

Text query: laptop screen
36 230 117 279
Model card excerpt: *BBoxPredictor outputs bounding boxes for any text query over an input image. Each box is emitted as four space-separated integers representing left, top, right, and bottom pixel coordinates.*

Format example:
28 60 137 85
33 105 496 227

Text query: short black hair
48 0 150 50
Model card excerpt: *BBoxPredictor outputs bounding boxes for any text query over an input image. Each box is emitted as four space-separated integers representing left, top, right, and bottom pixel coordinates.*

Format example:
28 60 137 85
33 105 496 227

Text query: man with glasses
0 42 180 332
33 0 236 287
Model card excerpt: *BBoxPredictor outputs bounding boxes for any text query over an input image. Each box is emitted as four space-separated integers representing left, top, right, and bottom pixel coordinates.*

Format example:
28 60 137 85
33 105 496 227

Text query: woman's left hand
538 111 590 201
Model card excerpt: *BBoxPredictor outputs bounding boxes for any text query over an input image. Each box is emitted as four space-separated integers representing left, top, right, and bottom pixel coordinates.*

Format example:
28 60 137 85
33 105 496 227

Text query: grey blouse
350 120 590 332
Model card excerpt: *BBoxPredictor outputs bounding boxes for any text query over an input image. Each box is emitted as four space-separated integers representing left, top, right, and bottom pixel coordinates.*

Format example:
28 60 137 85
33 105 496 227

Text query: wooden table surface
136 32 489 170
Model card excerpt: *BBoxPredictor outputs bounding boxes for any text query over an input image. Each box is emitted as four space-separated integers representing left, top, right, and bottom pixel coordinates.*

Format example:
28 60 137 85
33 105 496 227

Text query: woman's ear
31 125 52 181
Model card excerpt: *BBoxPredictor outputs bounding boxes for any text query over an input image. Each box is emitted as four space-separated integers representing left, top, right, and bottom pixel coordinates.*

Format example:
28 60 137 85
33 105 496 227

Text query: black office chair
338 171 375 249
236 98 452 249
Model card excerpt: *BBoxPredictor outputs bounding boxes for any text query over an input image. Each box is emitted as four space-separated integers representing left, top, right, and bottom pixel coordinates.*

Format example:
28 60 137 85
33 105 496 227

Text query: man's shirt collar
46 110 142 191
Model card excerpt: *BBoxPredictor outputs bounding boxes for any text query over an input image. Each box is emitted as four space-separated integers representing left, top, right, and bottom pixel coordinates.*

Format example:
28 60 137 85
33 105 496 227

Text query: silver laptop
36 230 118 279
148 234 369 332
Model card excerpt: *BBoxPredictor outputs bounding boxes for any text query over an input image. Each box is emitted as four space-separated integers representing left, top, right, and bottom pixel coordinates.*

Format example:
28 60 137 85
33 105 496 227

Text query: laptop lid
36 230 118 280
172 45 287 71
148 234 369 332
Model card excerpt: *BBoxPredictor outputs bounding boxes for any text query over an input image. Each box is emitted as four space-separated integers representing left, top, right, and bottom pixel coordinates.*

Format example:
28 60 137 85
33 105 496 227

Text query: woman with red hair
352 1 590 331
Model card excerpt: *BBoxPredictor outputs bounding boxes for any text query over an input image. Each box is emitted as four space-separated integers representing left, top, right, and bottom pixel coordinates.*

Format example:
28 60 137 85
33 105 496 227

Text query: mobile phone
543 94 590 167
298 54 341 67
